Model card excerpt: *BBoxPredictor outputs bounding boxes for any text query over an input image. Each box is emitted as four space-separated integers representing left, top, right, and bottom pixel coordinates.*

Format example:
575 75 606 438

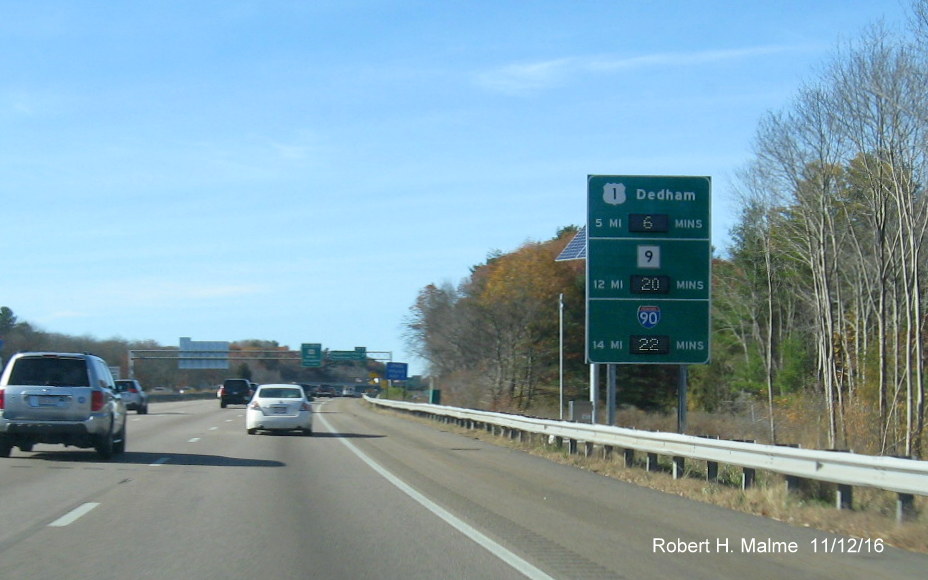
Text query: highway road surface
0 397 925 579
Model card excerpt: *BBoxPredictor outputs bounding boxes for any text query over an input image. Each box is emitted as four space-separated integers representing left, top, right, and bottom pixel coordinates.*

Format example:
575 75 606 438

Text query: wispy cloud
2 90 42 116
475 45 800 95
475 57 577 95
586 45 798 71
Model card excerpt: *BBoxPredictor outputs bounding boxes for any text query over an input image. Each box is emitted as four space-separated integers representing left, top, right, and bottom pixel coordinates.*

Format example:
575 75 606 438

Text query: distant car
220 378 252 408
245 384 313 436
0 352 127 459
114 379 149 414
316 385 336 397
299 384 316 400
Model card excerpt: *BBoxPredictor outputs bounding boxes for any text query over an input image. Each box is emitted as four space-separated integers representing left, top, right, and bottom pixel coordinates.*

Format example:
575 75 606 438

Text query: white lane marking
209 427 218 431
49 502 100 527
318 413 554 580
188 437 201 443
150 457 170 466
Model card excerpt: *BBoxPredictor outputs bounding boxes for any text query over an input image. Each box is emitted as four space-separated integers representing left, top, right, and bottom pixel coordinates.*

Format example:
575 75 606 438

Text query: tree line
0 307 381 389
405 3 928 458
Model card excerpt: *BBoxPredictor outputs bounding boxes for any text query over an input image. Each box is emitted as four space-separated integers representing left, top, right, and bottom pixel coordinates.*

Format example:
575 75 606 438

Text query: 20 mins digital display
630 335 670 355
631 275 671 294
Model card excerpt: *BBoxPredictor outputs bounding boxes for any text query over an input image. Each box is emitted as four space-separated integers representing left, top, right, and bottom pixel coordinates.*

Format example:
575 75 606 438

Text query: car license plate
32 395 66 407
272 406 288 414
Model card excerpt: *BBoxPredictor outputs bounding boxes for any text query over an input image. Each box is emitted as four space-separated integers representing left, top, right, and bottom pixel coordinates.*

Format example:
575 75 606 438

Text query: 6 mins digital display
631 275 671 294
628 214 669 233
630 335 670 355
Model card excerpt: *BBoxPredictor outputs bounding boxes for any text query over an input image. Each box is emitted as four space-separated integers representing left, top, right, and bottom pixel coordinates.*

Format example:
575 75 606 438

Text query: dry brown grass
370 404 928 554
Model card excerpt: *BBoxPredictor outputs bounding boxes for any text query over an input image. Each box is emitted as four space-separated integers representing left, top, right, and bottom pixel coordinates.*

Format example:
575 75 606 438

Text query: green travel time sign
586 175 711 364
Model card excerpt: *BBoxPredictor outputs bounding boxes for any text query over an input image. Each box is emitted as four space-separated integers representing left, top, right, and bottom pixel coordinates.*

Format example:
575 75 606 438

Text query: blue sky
1 1 910 375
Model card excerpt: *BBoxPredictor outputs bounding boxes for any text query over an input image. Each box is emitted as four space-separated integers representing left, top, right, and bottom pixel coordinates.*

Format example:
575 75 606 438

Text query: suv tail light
129 387 139 393
91 391 105 411
0 388 5 410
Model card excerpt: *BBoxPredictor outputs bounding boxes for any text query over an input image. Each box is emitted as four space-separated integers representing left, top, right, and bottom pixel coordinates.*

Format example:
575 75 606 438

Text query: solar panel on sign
555 226 586 261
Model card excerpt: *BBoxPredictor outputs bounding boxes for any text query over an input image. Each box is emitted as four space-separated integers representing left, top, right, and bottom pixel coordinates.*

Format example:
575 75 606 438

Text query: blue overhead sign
178 337 230 370
385 362 408 381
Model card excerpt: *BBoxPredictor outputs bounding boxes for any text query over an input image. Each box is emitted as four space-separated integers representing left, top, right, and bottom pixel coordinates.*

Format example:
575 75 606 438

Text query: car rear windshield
8 357 90 387
258 388 302 399
224 380 249 392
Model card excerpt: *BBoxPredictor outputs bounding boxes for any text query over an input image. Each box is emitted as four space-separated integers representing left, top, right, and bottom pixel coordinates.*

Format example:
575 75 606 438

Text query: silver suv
114 379 149 414
0 352 127 459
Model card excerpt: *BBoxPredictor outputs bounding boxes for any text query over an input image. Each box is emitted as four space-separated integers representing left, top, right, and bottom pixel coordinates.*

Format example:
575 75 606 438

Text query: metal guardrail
365 396 927 519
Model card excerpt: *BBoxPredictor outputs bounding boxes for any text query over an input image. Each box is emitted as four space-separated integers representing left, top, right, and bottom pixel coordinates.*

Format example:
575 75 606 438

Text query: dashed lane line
48 503 100 527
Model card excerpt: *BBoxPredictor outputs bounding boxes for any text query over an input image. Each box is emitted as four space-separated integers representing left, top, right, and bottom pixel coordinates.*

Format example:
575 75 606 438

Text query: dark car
316 385 337 397
299 384 317 400
220 378 252 408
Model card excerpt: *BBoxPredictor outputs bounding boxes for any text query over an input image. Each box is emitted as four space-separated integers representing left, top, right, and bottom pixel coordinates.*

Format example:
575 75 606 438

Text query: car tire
247 428 257 435
220 401 227 408
138 404 148 415
95 424 115 460
0 442 12 458
302 428 313 437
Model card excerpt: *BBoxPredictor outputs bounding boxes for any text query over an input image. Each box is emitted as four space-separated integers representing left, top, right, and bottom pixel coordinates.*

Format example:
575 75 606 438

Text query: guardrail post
646 452 659 472
836 484 853 510
786 475 805 495
672 456 685 479
584 442 595 457
742 467 756 490
623 448 635 468
706 461 719 482
602 445 613 461
568 439 578 455
896 493 916 523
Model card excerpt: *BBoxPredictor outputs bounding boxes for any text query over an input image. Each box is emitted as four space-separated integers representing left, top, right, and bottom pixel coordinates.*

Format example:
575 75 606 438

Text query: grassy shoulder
367 402 928 554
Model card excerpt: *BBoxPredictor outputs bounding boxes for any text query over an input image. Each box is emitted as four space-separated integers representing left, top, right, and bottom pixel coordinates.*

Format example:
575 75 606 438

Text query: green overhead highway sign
586 175 711 364
328 347 367 362
301 343 322 367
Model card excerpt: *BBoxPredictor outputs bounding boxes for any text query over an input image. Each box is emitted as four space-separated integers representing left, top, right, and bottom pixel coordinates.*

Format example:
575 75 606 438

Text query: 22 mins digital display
630 335 670 355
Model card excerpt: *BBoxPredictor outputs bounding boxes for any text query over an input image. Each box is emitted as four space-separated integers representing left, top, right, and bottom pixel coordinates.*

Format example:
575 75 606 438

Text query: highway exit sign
586 175 711 364
301 343 322 367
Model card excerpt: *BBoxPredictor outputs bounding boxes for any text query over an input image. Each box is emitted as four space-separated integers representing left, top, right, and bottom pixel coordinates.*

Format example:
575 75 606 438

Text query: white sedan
245 384 313 436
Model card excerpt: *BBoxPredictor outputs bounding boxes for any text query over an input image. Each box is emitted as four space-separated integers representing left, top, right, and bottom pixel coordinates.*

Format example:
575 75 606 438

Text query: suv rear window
223 379 250 393
8 357 90 387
